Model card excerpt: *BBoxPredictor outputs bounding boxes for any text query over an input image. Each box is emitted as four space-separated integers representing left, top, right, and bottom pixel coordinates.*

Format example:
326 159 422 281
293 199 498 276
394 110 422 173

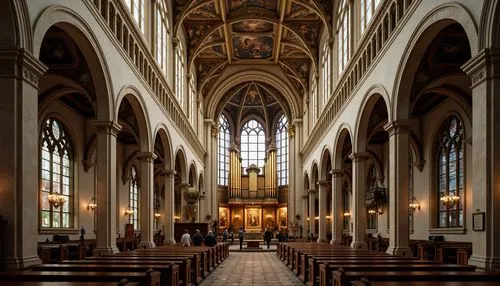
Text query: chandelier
47 192 66 208
440 194 460 205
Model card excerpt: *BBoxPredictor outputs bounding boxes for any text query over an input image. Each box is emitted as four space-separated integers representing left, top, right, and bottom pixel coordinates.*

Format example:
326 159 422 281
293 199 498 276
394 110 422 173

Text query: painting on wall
219 207 229 228
245 207 261 230
233 35 273 59
278 207 287 228
228 0 277 12
233 20 274 33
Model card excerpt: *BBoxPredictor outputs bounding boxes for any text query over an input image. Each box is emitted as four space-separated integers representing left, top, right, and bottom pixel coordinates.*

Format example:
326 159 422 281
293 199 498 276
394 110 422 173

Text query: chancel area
1 0 500 285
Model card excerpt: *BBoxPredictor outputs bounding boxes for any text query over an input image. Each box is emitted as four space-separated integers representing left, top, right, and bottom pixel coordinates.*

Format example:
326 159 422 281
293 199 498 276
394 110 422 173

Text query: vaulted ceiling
173 0 333 97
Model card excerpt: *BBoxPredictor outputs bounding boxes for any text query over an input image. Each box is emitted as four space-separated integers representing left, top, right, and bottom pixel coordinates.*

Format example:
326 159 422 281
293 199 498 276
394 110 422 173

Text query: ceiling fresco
174 0 333 96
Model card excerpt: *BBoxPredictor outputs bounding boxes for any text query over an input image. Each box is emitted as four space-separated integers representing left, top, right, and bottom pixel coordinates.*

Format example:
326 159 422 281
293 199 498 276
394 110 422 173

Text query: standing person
181 229 192 247
222 228 228 242
193 229 204 246
238 227 244 250
229 230 234 244
80 226 86 243
264 228 272 249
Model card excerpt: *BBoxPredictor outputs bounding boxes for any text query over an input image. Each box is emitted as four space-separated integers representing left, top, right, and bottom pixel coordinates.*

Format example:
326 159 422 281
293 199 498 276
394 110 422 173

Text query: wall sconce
368 209 376 215
266 214 273 218
154 213 161 218
314 216 320 220
87 197 97 212
440 194 460 205
307 217 310 221
234 214 240 218
47 191 66 208
368 208 383 215
125 206 134 216
409 197 420 211
174 216 180 221
343 212 351 217
326 216 331 220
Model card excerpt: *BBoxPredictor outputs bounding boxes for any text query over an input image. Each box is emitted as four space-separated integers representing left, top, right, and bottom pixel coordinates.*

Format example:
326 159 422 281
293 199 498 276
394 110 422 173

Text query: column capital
462 48 500 88
308 189 317 194
179 183 191 188
348 152 369 162
211 123 219 137
317 180 330 186
383 120 411 136
330 169 344 177
91 120 122 137
137 152 158 162
172 37 180 48
161 169 177 177
0 49 48 88
302 194 309 199
288 124 296 138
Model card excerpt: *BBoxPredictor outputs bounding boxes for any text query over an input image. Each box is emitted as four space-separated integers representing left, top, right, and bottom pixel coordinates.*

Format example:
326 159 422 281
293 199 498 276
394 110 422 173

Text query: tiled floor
199 252 305 286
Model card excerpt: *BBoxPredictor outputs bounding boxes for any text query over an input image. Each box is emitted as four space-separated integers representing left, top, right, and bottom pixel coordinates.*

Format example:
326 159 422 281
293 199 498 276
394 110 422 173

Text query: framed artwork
245 207 261 230
219 207 229 227
278 207 287 227
473 212 485 231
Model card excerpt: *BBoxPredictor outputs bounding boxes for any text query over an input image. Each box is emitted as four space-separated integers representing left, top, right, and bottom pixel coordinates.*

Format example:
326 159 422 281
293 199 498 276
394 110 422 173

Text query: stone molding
462 48 500 88
0 49 47 88
330 169 344 178
348 152 370 163
91 120 122 137
137 152 158 163
288 125 296 138
383 120 411 136
308 189 317 194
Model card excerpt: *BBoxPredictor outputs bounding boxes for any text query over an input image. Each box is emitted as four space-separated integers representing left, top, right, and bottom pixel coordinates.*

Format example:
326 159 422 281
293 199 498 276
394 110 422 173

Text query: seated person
181 229 192 247
193 229 204 246
204 231 217 247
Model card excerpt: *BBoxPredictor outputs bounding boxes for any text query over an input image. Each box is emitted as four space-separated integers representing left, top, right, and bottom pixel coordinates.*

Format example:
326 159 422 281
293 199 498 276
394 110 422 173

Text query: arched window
360 0 381 34
366 166 378 229
175 43 185 106
40 118 73 229
321 42 331 105
156 0 169 73
124 0 146 33
241 120 265 174
218 115 230 186
437 116 464 228
129 166 140 230
337 0 350 74
276 115 288 186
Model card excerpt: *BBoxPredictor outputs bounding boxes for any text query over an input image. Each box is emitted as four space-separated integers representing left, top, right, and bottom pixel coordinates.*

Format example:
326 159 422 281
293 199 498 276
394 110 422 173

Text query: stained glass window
129 166 140 230
276 115 288 186
241 120 265 174
218 115 230 186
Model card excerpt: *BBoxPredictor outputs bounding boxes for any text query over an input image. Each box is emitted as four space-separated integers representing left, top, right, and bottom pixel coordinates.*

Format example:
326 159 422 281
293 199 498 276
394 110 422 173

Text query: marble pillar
349 152 368 249
330 169 344 244
308 189 317 236
163 169 176 244
138 152 157 249
317 180 329 242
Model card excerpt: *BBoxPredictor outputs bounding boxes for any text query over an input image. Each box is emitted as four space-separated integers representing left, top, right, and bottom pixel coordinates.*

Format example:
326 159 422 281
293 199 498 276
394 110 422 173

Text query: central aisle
199 252 305 285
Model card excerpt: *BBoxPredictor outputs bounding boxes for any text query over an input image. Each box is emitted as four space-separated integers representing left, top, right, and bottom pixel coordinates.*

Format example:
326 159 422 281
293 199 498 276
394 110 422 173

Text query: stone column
179 183 191 222
302 194 309 237
331 169 344 244
317 180 329 242
163 169 176 244
349 152 368 249
291 120 304 231
308 189 317 236
204 119 218 223
463 48 500 270
384 121 412 256
138 152 157 249
0 49 46 269
93 120 122 255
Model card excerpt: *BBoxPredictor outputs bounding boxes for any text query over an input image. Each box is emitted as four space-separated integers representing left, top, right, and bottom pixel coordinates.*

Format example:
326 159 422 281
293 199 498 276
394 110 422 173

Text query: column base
350 241 368 249
94 245 120 256
469 255 500 271
330 239 343 245
386 246 413 257
138 241 156 249
4 255 41 270
316 237 328 243
164 238 176 245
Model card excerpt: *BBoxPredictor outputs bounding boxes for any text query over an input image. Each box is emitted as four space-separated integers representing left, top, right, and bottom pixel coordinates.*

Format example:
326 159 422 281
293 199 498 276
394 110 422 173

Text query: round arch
392 3 478 120
479 0 499 49
188 161 198 188
354 85 391 152
0 0 31 50
33 5 114 121
206 70 301 121
115 85 152 153
153 123 174 170
174 146 188 184
319 146 332 181
310 162 319 189
333 124 354 170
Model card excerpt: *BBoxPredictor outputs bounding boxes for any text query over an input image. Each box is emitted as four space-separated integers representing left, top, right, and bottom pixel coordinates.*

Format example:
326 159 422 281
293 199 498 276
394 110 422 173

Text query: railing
302 0 420 158
83 0 205 160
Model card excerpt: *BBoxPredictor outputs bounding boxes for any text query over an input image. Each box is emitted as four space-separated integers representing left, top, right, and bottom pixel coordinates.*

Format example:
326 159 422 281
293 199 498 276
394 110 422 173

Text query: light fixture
326 216 331 220
47 191 66 208
409 197 420 211
307 217 310 221
368 209 376 215
266 214 273 218
234 214 240 218
440 194 460 205
154 213 161 218
174 216 180 220
368 208 383 215
87 197 97 212
125 206 134 216
314 216 319 220
343 212 351 217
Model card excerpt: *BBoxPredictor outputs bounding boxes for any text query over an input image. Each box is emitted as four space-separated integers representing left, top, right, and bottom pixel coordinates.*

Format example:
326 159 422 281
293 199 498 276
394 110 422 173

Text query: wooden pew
0 269 160 286
0 282 139 286
351 278 500 286
32 264 177 286
333 269 500 286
